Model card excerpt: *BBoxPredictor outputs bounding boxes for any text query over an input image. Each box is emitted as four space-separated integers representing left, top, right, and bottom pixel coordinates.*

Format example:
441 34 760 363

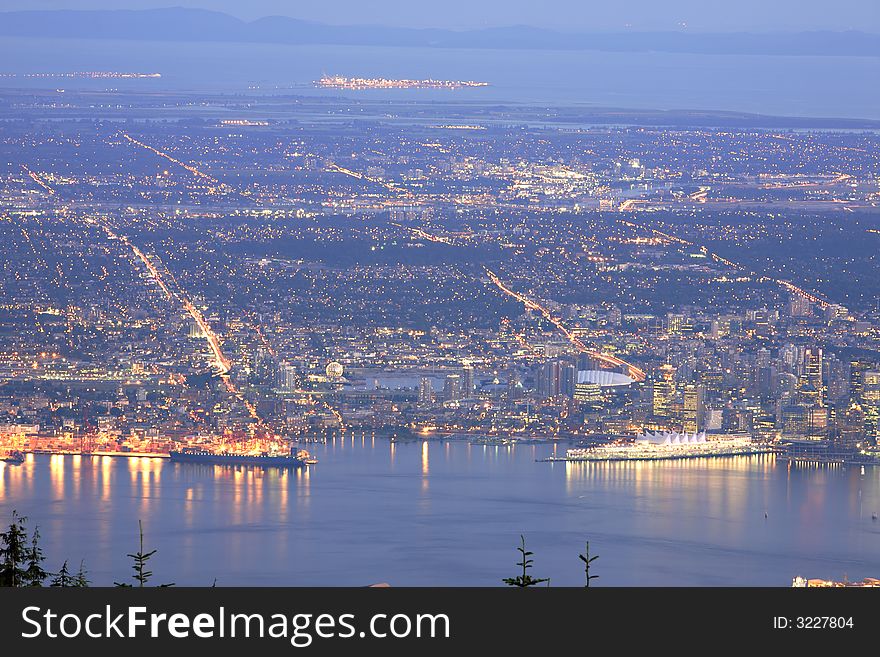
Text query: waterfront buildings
0 89 877 456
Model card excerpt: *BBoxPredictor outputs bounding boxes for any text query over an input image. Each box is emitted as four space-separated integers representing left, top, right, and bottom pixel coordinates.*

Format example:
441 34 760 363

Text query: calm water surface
1 438 878 586
1 38 878 119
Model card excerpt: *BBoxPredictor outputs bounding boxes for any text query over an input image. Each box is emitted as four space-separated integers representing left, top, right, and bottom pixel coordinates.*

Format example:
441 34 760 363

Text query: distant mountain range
1 8 879 57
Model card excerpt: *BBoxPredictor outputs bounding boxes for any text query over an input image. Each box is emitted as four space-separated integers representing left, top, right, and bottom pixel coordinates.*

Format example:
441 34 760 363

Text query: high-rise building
850 359 870 401
780 403 809 437
755 366 774 399
538 361 560 399
750 309 770 337
506 371 521 405
561 363 576 398
462 366 475 398
418 376 433 405
788 295 812 317
704 408 724 431
666 313 684 335
864 405 880 444
278 363 298 392
807 406 829 440
864 371 880 403
573 382 602 407
824 355 850 405
444 374 463 402
778 343 799 375
700 369 724 400
606 306 622 327
835 404 865 448
652 364 676 418
824 304 849 322
577 353 601 371
782 403 828 440
538 359 575 399
188 321 204 339
801 347 824 405
683 384 704 433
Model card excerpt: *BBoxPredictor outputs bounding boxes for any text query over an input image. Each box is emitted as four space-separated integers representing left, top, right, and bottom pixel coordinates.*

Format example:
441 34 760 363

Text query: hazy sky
0 0 877 32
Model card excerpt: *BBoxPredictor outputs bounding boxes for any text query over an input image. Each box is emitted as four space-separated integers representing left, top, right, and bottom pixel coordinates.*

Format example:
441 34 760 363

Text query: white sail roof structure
636 431 707 446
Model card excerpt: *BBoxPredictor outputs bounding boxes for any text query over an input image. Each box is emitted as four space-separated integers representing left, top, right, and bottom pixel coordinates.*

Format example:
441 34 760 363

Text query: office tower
835 404 865 448
700 369 724 400
824 355 850 405
780 403 810 437
652 364 676 418
850 359 869 401
807 406 829 440
683 384 704 433
801 347 824 405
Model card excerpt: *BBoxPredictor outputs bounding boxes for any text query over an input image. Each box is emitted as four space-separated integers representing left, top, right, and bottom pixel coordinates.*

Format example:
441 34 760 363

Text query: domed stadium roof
576 369 634 387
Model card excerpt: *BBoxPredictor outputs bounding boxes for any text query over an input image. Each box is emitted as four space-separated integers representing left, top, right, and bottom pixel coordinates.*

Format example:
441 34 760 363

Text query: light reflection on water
1 440 879 586
0 39 878 119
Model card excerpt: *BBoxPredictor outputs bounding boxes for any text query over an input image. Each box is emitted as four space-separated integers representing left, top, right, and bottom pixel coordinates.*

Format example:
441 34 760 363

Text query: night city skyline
0 1 878 607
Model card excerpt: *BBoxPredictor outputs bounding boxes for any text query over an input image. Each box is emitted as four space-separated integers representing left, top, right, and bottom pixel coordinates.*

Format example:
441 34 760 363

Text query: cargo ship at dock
2 450 25 465
169 447 312 468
